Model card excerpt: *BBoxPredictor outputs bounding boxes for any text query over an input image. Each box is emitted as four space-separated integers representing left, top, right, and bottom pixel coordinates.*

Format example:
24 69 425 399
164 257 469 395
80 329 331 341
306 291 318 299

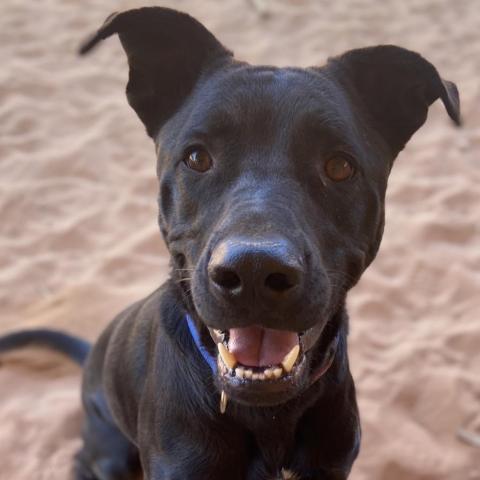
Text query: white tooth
220 390 228 414
235 367 245 379
273 367 283 379
244 369 253 379
258 373 266 381
217 343 237 369
264 368 274 379
252 373 260 380
281 345 300 373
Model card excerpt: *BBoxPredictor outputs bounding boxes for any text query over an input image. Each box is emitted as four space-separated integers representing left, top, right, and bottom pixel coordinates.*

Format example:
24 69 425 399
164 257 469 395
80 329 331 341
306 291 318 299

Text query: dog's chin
204 324 324 408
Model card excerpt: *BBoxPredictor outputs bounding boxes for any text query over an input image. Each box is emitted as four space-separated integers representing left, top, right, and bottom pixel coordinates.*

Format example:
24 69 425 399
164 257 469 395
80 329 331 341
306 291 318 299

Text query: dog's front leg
285 372 360 480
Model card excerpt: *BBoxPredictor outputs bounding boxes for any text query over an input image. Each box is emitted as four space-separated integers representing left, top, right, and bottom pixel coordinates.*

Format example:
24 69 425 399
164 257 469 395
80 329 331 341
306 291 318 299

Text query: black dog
0 7 460 480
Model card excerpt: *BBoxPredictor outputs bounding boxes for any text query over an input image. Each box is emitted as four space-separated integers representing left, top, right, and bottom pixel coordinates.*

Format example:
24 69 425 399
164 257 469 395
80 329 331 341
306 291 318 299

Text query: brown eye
324 156 355 182
184 148 212 173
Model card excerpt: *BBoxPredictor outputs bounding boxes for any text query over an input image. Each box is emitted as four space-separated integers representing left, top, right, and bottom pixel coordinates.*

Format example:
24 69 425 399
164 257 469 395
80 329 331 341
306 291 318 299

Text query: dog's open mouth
207 324 324 407
211 326 303 380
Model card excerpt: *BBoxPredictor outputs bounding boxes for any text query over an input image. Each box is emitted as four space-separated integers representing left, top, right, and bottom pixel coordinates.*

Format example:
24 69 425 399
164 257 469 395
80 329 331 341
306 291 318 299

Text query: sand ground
0 0 479 478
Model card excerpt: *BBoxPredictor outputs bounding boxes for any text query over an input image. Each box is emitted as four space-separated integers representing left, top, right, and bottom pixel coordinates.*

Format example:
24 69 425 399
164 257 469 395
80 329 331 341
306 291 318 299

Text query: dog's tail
0 329 91 366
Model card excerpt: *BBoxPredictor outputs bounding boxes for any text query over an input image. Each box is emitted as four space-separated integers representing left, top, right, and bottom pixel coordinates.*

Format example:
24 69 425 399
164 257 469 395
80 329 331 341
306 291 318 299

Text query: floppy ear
326 45 461 157
79 7 233 138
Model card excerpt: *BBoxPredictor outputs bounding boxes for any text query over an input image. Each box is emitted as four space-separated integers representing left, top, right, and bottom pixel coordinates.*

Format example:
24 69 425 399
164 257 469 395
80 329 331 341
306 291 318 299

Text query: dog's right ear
79 7 233 138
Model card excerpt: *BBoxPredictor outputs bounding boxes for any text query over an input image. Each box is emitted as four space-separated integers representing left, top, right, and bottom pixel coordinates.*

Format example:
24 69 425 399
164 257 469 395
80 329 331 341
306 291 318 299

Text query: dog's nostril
211 267 242 291
264 272 295 292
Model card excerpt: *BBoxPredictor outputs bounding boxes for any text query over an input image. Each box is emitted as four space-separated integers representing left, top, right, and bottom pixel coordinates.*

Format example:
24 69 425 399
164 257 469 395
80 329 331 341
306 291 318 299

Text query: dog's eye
184 148 212 173
324 155 355 182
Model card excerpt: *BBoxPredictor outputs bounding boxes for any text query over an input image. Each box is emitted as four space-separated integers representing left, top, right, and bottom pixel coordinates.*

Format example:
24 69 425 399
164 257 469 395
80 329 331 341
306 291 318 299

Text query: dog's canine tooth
244 369 253 379
273 367 283 379
217 343 237 369
281 345 300 373
235 367 245 379
220 390 228 414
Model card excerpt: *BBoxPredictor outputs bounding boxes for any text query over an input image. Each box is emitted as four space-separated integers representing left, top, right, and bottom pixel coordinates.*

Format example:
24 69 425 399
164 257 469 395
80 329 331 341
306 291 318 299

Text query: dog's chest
233 407 301 479
280 470 299 480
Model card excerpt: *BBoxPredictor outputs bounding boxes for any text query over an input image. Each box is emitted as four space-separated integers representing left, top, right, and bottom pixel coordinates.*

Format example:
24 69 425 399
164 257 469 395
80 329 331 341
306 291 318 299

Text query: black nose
208 236 304 305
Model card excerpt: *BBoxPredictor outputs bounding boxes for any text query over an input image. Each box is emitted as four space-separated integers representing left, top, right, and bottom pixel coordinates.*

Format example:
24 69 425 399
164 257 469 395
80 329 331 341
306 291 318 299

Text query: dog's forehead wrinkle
189 65 342 130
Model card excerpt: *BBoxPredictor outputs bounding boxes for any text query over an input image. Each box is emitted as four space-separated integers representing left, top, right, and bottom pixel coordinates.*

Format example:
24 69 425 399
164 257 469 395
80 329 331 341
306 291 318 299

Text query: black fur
0 6 460 480
0 329 90 365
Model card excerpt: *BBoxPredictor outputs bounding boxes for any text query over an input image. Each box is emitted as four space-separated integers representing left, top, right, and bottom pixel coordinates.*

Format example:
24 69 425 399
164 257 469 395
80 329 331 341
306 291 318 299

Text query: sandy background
0 0 479 478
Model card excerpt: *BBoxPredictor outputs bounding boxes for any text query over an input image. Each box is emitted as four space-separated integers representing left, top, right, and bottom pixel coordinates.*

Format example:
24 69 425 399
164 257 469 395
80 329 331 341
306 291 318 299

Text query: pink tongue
228 326 299 367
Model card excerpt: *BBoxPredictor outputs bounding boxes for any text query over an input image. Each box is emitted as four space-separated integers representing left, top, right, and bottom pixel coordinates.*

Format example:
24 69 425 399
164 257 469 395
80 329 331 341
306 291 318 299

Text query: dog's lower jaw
210 318 344 409
217 353 309 408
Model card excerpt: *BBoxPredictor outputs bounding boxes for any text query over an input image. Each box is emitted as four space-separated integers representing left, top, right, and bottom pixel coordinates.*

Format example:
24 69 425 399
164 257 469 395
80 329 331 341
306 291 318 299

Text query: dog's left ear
326 45 461 158
79 7 233 138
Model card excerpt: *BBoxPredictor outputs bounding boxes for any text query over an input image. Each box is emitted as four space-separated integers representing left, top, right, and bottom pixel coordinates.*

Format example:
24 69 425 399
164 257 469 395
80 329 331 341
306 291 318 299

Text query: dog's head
81 7 460 407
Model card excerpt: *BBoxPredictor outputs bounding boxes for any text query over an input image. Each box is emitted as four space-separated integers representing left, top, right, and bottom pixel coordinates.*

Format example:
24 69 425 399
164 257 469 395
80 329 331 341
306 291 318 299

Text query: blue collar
186 314 217 373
